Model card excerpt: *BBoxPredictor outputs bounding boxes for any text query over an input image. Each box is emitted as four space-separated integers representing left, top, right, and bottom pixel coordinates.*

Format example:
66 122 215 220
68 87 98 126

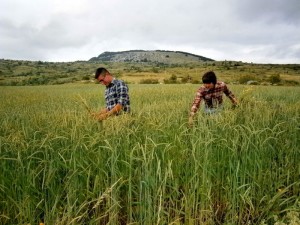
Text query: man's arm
91 108 108 118
95 104 123 121
93 80 128 121
188 89 202 126
223 84 238 106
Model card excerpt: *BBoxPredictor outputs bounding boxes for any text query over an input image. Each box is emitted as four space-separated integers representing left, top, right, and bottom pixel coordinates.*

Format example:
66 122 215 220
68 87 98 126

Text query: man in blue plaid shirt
93 67 130 121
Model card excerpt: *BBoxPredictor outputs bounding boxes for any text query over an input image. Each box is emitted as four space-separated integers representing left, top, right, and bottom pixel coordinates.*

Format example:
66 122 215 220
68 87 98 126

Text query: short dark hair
202 71 217 84
95 67 109 79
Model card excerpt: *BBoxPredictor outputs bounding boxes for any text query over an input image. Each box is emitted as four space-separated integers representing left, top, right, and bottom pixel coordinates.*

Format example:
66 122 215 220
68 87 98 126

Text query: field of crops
1 84 299 225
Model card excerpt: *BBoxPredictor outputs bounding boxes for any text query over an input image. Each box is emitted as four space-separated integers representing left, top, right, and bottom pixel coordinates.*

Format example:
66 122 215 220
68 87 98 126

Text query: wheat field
0 84 299 225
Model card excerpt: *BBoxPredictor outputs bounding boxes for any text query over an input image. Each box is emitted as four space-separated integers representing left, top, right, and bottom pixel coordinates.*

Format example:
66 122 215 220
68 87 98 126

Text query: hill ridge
89 50 214 63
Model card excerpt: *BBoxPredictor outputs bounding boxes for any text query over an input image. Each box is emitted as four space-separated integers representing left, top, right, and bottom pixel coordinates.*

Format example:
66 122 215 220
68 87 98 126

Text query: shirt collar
106 78 116 88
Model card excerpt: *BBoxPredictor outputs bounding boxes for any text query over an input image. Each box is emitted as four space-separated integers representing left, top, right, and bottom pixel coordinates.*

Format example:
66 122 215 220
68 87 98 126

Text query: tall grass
0 84 299 224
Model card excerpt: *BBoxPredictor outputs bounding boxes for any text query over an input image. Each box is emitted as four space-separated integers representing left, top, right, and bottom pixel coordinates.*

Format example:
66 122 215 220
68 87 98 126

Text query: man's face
97 73 111 86
204 82 214 89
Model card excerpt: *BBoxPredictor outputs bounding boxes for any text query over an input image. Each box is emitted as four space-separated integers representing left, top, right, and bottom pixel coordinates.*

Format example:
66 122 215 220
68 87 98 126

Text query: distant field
1 84 299 224
1 59 300 86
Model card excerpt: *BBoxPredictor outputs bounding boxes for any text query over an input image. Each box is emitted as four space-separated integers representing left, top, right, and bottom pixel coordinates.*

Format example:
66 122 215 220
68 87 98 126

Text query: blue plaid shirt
105 79 130 113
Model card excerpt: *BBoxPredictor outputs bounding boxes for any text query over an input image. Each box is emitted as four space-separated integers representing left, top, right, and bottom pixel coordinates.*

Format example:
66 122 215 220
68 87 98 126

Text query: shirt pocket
107 93 118 101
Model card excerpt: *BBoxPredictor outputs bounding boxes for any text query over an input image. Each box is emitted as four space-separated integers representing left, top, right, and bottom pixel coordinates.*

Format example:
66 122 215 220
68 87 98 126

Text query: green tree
269 74 281 84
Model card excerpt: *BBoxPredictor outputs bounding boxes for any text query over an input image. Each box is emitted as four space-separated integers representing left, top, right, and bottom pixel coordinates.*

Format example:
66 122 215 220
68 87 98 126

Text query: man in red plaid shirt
189 71 238 125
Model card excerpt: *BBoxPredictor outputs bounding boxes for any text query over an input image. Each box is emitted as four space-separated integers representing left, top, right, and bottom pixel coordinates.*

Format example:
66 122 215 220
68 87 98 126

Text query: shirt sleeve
116 81 129 107
190 88 203 116
223 83 236 103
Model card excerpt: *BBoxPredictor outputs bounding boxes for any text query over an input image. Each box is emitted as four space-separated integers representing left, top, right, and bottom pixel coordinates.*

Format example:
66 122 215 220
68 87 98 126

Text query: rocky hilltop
89 50 214 64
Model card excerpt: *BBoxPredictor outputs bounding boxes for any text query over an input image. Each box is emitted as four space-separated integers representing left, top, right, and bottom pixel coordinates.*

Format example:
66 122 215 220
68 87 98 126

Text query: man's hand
91 105 121 122
91 111 107 121
188 116 194 127
91 108 108 118
232 104 238 109
95 113 108 121
90 112 99 119
99 108 109 114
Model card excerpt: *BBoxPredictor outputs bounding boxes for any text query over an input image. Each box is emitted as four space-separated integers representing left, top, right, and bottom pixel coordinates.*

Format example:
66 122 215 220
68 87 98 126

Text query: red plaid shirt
190 81 236 115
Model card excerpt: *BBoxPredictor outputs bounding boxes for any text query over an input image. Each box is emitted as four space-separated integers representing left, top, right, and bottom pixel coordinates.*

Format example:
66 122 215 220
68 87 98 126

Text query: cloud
0 0 299 63
233 0 300 25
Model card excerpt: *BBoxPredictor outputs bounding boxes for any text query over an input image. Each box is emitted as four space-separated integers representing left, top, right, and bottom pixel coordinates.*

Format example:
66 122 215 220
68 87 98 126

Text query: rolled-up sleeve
190 88 203 116
223 84 236 103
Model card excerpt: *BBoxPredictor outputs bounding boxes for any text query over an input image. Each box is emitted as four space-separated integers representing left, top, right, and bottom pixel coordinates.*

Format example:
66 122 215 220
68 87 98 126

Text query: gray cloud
0 0 299 63
233 0 300 25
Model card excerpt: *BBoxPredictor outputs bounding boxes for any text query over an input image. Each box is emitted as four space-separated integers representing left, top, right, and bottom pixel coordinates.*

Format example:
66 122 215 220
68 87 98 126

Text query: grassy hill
0 50 300 86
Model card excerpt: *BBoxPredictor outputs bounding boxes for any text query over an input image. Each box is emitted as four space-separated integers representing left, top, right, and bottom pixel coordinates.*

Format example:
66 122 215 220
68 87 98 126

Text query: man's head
95 67 113 86
202 71 217 89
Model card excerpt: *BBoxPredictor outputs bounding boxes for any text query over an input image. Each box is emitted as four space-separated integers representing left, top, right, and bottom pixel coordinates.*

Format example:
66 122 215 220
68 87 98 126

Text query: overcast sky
0 0 299 63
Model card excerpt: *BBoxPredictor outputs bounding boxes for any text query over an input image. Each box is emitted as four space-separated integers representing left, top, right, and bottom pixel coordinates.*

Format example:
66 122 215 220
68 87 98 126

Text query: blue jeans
204 105 223 114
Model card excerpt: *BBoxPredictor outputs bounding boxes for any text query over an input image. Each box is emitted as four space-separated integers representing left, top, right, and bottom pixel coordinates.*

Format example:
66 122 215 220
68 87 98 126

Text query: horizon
1 49 299 65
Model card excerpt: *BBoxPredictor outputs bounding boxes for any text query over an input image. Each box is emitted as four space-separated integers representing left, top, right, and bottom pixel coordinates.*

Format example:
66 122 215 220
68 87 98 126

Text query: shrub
239 74 258 84
181 75 193 83
82 75 90 80
139 78 159 84
284 80 299 86
269 74 281 84
191 79 200 84
152 67 159 73
163 75 178 84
